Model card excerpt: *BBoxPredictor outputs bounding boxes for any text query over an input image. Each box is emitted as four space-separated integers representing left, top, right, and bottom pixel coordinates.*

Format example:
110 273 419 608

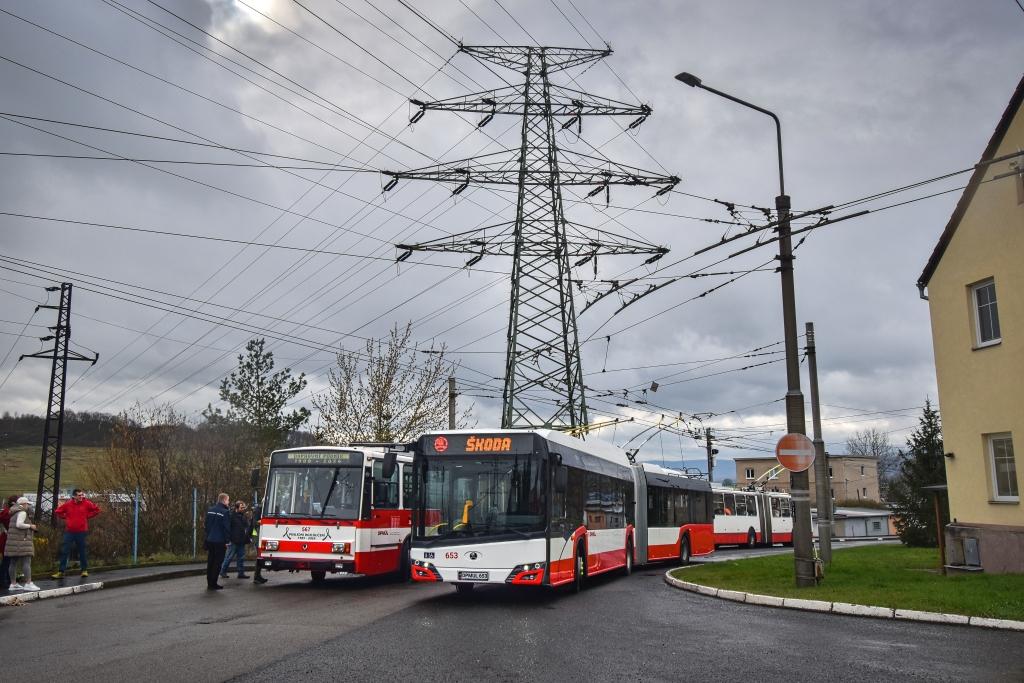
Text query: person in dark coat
248 505 268 585
0 495 17 591
219 501 250 579
204 492 231 590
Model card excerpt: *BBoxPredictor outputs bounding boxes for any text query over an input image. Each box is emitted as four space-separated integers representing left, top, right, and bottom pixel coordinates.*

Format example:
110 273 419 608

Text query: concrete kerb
1 583 101 606
663 568 1024 632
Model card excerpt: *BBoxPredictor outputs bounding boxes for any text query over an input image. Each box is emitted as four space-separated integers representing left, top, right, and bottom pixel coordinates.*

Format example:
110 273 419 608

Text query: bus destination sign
270 450 361 467
426 433 533 455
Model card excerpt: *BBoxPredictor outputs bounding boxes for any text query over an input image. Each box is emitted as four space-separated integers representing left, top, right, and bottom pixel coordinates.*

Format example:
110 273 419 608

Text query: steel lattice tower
386 45 677 430
19 283 97 521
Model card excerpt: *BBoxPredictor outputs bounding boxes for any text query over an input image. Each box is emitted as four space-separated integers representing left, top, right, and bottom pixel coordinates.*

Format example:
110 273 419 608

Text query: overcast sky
1 0 1022 471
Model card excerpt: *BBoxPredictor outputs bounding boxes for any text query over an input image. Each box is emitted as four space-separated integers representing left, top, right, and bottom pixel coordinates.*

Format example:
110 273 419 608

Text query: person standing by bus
51 489 101 578
219 501 250 579
248 504 268 584
204 493 231 591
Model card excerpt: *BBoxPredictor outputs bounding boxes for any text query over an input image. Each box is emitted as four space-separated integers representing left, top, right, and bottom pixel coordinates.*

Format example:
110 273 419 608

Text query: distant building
732 454 881 506
814 507 896 538
917 75 1024 574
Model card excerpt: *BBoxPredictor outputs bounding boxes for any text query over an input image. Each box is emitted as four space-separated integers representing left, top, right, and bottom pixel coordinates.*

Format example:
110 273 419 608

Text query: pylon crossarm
411 86 648 119
398 221 666 257
460 45 611 72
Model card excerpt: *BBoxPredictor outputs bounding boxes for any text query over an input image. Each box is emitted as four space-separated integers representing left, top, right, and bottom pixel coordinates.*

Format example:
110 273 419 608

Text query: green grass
0 445 101 494
671 544 1024 621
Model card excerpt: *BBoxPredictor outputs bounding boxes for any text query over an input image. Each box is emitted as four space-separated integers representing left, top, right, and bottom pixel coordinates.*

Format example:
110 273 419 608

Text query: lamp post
675 72 816 587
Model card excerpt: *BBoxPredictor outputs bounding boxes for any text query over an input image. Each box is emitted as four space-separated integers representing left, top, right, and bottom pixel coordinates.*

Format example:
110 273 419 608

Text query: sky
1 0 1022 474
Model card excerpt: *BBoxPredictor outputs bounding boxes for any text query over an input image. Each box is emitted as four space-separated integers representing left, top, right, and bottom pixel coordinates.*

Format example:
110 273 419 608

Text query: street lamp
675 71 815 587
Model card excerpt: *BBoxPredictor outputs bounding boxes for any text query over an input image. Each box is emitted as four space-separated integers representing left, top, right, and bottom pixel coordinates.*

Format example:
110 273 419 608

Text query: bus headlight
506 562 546 584
332 542 350 554
262 540 278 551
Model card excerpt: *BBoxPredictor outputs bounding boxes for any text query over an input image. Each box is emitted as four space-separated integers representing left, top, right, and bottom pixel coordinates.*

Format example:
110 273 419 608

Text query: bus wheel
623 540 633 576
454 582 474 595
573 543 587 593
311 570 327 583
747 529 757 548
679 536 691 566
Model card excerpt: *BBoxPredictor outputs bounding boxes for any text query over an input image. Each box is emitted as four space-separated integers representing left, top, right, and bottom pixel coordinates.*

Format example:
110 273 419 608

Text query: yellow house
917 74 1024 573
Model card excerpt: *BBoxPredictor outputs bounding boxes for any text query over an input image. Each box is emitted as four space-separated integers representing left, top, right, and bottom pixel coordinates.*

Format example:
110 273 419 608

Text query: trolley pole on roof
806 322 833 564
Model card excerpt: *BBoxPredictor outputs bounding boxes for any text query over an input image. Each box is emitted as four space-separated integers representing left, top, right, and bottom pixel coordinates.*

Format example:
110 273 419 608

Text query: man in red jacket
51 489 101 578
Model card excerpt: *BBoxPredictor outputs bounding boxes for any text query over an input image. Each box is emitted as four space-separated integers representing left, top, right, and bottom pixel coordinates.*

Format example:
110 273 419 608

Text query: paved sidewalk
1 561 255 605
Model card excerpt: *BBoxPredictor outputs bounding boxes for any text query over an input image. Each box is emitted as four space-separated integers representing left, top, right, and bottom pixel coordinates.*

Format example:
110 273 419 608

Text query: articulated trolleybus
712 486 794 547
409 429 714 593
257 446 412 582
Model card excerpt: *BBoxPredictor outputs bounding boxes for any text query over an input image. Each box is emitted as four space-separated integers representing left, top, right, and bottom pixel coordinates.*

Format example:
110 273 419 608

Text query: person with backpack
6 497 39 592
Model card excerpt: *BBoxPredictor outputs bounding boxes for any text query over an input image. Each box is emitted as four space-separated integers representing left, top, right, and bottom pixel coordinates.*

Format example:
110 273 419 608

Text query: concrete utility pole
705 427 716 482
448 376 457 429
806 322 833 564
675 72 815 587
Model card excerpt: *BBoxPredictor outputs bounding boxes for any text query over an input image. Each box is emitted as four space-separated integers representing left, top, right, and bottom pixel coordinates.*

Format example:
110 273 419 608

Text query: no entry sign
776 433 816 472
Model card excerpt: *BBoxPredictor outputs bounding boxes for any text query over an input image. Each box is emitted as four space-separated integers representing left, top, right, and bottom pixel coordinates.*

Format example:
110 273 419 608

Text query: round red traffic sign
775 433 815 472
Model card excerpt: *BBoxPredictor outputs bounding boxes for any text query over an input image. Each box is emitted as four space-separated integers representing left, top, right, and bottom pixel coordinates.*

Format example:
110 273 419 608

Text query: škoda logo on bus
465 436 513 452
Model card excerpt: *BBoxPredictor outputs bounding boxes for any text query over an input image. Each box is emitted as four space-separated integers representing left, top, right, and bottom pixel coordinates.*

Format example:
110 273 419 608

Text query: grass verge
670 544 1024 621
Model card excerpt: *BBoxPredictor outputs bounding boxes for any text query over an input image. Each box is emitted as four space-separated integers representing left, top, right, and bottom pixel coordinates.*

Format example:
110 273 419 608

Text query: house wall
733 456 880 506
927 100 1024 572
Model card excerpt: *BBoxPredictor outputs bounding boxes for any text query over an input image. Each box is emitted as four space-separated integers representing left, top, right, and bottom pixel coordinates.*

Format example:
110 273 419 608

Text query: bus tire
623 539 633 576
454 582 474 595
747 529 756 548
679 536 691 566
311 570 327 583
573 542 587 593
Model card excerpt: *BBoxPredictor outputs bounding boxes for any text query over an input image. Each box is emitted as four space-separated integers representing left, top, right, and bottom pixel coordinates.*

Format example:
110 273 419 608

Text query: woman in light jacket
7 497 39 591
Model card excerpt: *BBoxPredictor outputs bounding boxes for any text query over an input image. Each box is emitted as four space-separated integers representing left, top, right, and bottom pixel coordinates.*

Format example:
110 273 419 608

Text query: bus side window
713 493 724 516
735 495 747 517
746 495 757 516
723 493 736 516
372 460 400 508
771 497 781 518
781 498 792 518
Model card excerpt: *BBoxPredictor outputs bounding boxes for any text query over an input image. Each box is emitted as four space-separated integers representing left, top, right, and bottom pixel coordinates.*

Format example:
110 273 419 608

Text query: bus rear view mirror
381 452 398 480
554 466 568 494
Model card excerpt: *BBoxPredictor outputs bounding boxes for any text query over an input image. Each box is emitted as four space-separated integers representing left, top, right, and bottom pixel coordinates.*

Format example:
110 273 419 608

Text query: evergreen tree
888 400 946 546
202 338 310 449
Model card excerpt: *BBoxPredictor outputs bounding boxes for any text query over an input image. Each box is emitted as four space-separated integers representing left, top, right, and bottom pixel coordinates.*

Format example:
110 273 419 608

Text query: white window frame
988 433 1018 502
744 467 755 480
971 279 1001 348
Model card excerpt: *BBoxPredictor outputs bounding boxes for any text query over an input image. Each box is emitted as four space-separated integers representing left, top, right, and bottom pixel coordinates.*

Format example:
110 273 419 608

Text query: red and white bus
712 487 793 547
409 429 714 593
257 446 412 582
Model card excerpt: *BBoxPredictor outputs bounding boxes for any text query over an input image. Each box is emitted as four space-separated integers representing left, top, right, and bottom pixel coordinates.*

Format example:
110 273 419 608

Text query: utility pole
19 284 97 522
704 427 716 482
806 322 832 564
387 45 677 431
448 376 457 429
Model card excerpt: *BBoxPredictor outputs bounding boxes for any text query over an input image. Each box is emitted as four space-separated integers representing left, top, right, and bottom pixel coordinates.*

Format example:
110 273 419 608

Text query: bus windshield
266 466 362 519
415 454 545 542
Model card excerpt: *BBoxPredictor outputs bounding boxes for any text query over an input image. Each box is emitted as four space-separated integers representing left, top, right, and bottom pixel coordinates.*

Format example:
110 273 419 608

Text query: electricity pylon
19 283 97 521
385 45 677 430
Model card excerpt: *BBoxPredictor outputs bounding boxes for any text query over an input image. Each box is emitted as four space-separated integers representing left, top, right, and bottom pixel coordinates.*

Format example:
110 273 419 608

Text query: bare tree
313 323 472 444
845 427 901 494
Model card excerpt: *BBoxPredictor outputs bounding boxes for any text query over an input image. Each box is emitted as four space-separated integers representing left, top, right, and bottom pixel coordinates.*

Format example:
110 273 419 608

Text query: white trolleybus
712 486 794 547
257 446 413 582
409 429 715 593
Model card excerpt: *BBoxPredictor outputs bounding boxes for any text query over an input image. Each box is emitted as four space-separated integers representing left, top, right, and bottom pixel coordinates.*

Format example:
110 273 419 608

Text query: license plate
457 571 489 581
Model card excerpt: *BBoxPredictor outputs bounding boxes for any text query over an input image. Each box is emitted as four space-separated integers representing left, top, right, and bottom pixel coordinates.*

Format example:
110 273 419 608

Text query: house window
860 465 865 476
863 487 867 497
872 521 881 531
989 434 1018 501
972 279 1001 347
745 467 755 480
828 466 833 478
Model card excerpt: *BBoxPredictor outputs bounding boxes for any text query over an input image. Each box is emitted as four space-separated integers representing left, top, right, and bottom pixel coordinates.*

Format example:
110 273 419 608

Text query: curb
663 569 1024 632
0 582 102 606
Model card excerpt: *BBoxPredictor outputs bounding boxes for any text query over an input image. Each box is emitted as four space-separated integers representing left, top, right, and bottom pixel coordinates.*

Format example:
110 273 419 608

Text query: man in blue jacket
204 493 232 590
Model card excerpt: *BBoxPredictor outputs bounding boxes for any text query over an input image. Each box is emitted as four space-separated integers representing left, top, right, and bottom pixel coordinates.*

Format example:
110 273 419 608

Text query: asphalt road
5 556 1021 682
